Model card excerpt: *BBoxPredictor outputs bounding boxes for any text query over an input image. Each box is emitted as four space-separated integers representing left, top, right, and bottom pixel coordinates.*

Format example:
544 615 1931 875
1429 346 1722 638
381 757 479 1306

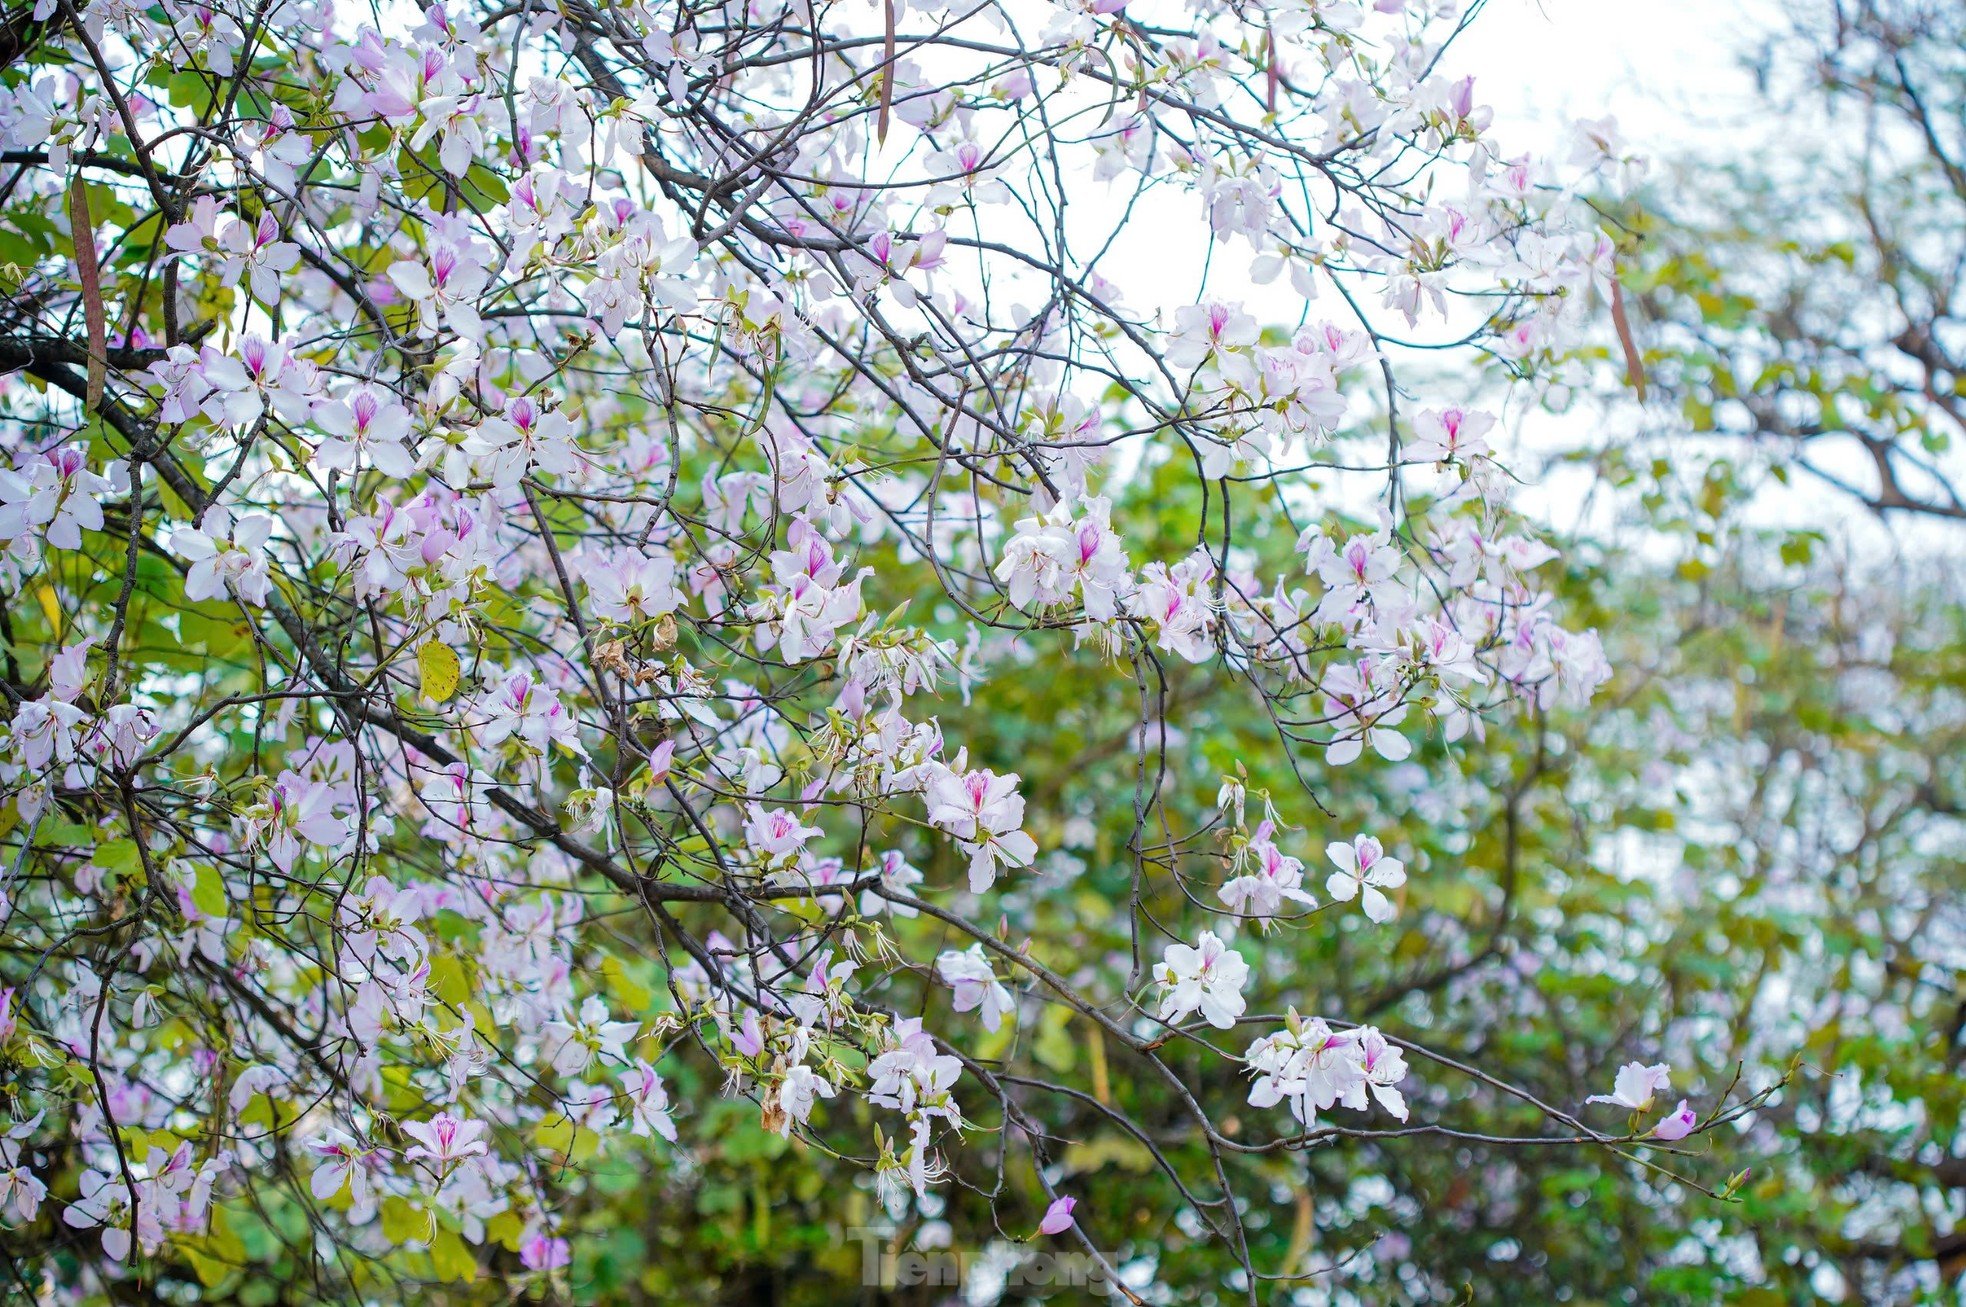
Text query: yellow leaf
379 1196 429 1246
429 1228 478 1283
417 641 461 703
427 953 470 1006
485 1210 524 1252
35 584 61 638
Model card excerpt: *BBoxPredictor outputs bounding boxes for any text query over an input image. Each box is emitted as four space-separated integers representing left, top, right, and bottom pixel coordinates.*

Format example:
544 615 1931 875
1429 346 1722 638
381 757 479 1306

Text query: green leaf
192 863 228 917
93 838 141 876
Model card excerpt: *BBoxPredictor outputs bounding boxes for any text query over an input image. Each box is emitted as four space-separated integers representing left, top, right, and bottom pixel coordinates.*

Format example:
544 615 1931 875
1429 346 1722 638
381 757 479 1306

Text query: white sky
1453 0 1773 154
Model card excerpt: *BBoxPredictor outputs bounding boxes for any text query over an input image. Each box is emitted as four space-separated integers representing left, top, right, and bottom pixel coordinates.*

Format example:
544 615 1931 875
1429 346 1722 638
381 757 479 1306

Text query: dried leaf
877 0 896 144
1610 277 1647 402
67 175 105 411
1266 30 1278 114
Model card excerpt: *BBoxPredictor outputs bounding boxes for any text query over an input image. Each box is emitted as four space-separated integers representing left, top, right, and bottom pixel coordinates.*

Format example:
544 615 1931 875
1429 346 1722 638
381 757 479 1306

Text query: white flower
936 945 1015 1032
994 495 1132 622
1325 835 1406 922
475 671 584 759
199 335 308 426
743 804 823 867
314 387 416 477
306 1132 379 1226
387 238 492 340
1166 300 1260 370
859 850 924 917
0 1114 47 1224
0 448 118 552
1244 1019 1364 1128
867 1018 963 1121
1347 1026 1410 1121
541 995 639 1077
62 1168 138 1261
1153 931 1249 1030
176 506 275 606
1586 1061 1672 1112
1313 530 1403 621
1219 828 1316 922
586 549 680 625
772 1063 835 1137
1320 661 1411 765
1407 406 1494 465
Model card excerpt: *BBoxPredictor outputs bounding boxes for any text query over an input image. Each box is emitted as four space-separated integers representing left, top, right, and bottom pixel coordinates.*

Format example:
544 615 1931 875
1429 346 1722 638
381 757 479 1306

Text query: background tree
1610 0 1966 522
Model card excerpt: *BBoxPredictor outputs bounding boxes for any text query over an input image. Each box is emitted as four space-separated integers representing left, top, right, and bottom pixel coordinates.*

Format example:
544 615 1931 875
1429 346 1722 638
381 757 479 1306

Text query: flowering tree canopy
0 0 1780 1296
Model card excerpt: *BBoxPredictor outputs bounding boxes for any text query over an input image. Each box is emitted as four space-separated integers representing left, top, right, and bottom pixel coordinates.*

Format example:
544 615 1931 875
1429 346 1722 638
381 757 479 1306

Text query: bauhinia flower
923 760 1039 893
620 1061 678 1141
1325 834 1407 923
0 448 120 553
541 995 640 1076
0 1114 46 1224
1166 299 1260 370
1219 822 1317 922
520 1231 572 1271
1652 1101 1698 1141
401 1112 490 1171
770 1063 836 1138
62 1168 141 1261
1587 1061 1673 1113
314 386 416 477
743 804 823 868
177 505 276 606
309 1131 383 1223
994 495 1133 622
0 0 1651 1283
1153 931 1249 1029
936 944 1016 1032
1038 1195 1077 1236
1346 1025 1411 1121
1406 405 1495 465
1245 1017 1363 1129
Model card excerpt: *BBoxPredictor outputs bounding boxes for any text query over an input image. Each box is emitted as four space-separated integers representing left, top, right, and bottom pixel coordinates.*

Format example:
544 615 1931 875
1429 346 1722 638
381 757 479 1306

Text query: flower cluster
0 0 1679 1292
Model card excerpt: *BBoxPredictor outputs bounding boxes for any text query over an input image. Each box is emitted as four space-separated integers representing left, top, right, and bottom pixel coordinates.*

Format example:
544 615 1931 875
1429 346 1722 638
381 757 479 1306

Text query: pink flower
743 805 823 865
521 1232 571 1270
732 1010 766 1059
1038 1195 1077 1236
1651 1100 1697 1141
621 1061 678 1141
401 1112 489 1170
1219 832 1316 922
923 762 1038 892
